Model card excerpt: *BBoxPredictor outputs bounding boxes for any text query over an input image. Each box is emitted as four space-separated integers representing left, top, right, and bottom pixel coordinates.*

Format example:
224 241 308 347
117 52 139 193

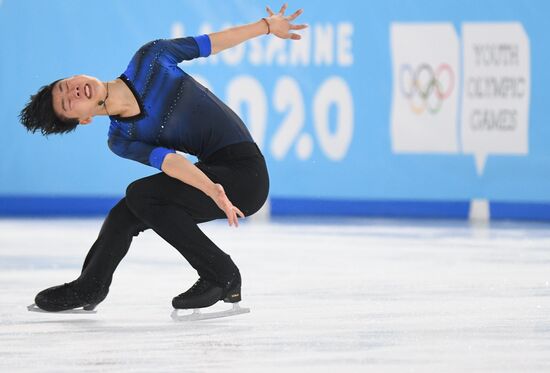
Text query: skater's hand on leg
161 154 244 226
209 184 244 227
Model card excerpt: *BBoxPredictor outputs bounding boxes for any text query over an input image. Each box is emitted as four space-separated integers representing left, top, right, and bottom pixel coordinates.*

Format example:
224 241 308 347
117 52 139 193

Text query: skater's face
51 75 106 125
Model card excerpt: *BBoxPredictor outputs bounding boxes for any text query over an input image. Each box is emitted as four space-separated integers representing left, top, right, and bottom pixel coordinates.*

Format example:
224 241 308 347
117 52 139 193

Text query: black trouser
77 142 269 293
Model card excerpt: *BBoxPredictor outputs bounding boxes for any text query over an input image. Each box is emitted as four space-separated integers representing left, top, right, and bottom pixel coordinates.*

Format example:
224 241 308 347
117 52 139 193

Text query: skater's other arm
209 3 307 55
161 153 244 227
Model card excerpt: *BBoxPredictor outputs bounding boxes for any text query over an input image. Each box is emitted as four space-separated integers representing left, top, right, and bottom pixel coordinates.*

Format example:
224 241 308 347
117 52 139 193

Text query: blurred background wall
1 0 549 220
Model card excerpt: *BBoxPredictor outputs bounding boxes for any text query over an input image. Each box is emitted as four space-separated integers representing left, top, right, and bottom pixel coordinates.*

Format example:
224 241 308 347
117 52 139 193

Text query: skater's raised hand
209 183 245 227
207 3 306 54
264 3 307 40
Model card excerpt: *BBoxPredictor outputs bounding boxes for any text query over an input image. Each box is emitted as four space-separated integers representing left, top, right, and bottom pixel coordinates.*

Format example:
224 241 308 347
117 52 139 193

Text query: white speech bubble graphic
461 23 530 175
390 23 460 153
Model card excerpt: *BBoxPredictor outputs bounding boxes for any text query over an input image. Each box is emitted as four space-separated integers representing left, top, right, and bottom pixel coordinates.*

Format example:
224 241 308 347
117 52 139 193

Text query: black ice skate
27 280 107 314
171 273 250 321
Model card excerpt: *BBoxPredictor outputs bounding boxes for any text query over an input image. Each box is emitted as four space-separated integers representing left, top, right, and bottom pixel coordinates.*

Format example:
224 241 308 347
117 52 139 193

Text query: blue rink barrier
273 198 550 221
1 196 550 221
270 198 470 219
490 201 550 221
0 197 120 217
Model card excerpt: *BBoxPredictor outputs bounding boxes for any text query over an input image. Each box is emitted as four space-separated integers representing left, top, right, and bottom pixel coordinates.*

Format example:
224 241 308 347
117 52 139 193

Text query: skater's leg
124 146 268 286
78 197 149 290
34 198 148 311
126 175 245 309
125 173 236 285
124 143 268 308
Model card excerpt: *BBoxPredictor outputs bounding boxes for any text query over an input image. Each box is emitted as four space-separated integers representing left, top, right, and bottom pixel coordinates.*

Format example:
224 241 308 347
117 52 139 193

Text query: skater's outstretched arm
209 3 307 55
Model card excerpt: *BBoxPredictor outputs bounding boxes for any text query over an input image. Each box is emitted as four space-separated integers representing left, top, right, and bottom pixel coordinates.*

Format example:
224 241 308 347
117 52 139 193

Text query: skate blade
171 302 250 322
27 303 97 314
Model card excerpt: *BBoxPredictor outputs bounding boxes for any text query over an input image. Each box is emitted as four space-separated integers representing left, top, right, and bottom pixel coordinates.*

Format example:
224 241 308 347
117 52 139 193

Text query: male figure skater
19 4 306 314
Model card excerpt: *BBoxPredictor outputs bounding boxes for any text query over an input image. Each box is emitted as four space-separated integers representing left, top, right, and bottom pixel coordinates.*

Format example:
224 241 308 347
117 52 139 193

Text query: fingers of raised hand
266 6 274 16
287 8 303 21
290 24 307 30
278 3 288 15
289 33 302 40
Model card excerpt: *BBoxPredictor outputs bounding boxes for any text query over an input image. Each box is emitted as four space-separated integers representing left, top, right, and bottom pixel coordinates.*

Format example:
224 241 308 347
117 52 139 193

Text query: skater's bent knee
125 180 140 200
125 180 153 214
107 198 133 219
106 198 142 224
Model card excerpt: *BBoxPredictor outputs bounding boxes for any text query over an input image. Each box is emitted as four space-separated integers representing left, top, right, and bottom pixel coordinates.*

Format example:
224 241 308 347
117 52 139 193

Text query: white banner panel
390 23 460 153
461 23 530 175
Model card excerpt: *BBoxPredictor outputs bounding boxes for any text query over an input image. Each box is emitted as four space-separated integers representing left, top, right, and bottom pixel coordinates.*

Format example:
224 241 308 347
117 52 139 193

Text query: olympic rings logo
399 63 455 115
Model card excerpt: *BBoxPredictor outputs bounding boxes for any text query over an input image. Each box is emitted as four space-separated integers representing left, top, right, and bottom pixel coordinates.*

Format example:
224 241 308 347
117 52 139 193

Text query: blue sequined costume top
107 35 254 170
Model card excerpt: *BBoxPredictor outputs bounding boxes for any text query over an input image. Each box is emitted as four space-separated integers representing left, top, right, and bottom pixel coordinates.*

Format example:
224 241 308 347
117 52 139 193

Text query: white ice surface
1 217 550 372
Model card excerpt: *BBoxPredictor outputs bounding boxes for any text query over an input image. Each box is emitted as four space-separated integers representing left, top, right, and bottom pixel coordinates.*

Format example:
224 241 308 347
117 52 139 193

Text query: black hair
19 79 79 135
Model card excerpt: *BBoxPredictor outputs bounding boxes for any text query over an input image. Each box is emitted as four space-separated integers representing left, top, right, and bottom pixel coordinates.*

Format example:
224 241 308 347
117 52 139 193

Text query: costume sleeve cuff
193 34 211 57
149 147 175 170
